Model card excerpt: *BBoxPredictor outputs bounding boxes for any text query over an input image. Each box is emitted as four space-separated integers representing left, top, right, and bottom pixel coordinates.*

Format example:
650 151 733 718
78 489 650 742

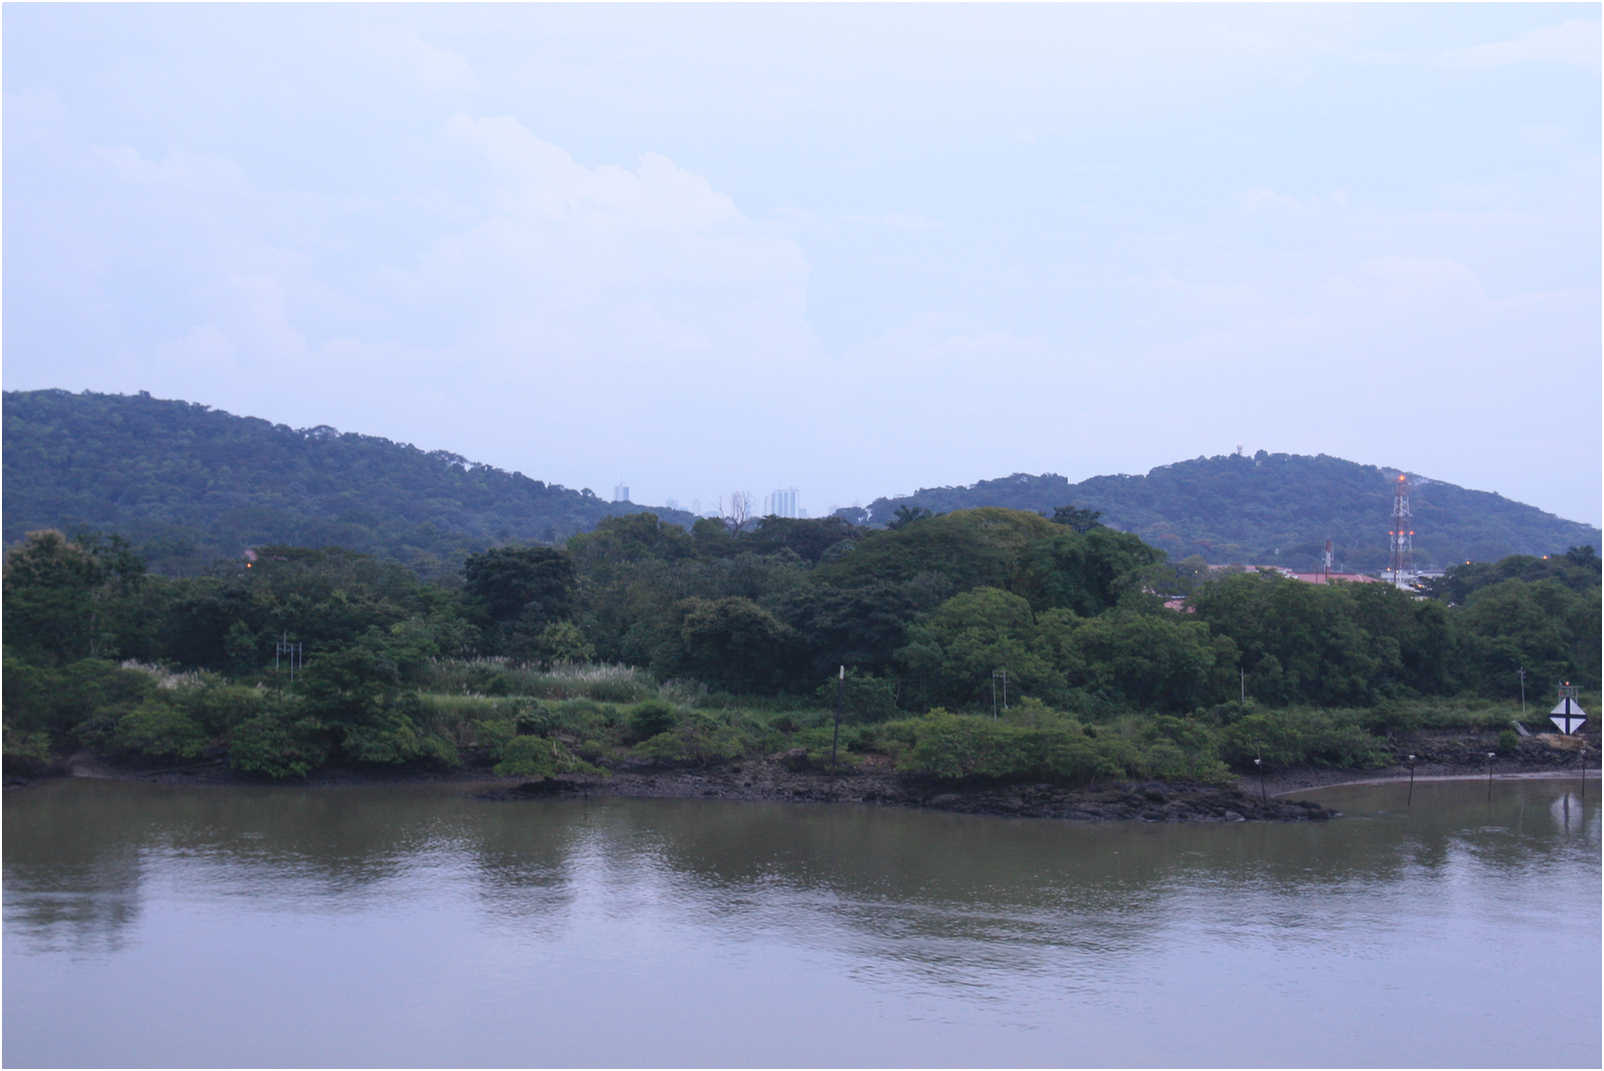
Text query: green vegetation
844 453 1600 572
8 390 1597 585
2 389 696 577
4 477 1598 787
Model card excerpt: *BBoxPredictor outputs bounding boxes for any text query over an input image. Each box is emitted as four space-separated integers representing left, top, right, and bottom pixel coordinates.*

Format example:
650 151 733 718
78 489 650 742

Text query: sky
4 4 1600 525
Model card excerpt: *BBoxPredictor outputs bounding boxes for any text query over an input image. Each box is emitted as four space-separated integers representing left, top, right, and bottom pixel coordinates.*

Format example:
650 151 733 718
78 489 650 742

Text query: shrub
515 703 556 736
630 712 748 767
899 712 1037 782
474 717 517 758
111 698 209 761
494 734 602 779
3 724 54 773
171 677 270 736
813 674 900 722
340 713 460 768
335 694 460 769
532 623 596 669
228 714 330 780
1220 709 1387 771
1497 728 1520 754
628 700 678 743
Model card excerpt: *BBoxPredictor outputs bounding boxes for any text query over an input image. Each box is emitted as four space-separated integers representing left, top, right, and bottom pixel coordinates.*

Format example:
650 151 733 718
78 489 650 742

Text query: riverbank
475 756 1336 822
1250 729 1598 797
15 749 1334 822
16 729 1596 824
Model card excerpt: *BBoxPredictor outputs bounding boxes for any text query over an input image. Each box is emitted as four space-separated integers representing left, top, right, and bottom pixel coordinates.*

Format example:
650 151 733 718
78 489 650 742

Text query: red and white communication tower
1387 474 1414 586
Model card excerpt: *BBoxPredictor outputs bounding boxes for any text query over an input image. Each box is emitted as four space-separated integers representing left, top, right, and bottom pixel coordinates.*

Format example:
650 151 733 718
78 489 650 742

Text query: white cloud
1440 19 1601 70
358 21 479 91
76 114 820 500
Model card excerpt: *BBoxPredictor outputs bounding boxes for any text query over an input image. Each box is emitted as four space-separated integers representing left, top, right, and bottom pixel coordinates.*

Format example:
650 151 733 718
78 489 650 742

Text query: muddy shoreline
15 750 1334 822
13 732 1595 824
474 759 1337 823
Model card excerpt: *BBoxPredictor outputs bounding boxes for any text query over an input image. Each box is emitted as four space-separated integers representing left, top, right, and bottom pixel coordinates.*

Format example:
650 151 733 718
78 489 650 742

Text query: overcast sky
5 4 1599 525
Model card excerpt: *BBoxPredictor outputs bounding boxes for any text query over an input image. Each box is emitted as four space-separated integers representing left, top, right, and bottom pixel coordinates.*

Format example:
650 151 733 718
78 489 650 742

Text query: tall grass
421 658 657 703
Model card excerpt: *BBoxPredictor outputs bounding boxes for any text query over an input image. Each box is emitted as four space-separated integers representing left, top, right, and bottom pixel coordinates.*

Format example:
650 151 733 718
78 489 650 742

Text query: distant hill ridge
2 389 696 576
4 390 1596 577
836 452 1599 573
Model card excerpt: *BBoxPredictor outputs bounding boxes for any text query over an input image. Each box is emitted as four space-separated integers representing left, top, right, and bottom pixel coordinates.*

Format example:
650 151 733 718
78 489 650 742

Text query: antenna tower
1387 475 1414 585
1323 539 1333 584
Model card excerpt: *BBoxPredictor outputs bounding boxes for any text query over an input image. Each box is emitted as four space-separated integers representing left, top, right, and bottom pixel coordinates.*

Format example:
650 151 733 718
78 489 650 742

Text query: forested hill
2 389 696 576
839 453 1600 573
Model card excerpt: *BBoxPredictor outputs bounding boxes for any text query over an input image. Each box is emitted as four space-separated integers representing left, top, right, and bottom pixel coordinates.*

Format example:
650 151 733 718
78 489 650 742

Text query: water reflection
4 776 1599 1068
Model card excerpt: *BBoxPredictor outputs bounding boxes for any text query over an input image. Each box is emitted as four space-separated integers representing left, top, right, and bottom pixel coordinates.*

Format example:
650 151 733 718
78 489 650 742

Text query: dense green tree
888 505 933 530
779 578 925 682
1034 609 1238 711
896 588 1061 710
1050 504 1103 532
818 508 1057 595
464 545 577 657
1452 578 1598 694
666 596 802 694
1425 546 1601 604
1019 526 1162 615
1190 573 1412 705
3 530 148 663
738 516 864 563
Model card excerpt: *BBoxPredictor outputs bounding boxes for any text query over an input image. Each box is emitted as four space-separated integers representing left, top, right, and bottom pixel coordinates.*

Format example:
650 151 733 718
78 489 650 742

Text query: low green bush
3 724 54 773
628 700 678 743
111 698 210 761
1220 709 1387 771
340 714 460 768
493 734 603 779
631 712 750 767
900 711 1036 781
228 714 331 780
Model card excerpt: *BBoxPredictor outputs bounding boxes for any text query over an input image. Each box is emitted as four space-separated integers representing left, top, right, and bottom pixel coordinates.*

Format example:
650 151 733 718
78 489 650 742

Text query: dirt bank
474 756 1334 822
20 728 1594 823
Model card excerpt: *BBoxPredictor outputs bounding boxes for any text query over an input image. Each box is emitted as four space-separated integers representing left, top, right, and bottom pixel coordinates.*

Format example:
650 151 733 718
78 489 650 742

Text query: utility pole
992 669 1008 718
275 632 304 681
831 665 844 769
1518 666 1526 717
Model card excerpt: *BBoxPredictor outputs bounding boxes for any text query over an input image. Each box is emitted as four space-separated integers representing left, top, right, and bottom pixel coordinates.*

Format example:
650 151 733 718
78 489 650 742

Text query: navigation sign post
1550 683 1587 735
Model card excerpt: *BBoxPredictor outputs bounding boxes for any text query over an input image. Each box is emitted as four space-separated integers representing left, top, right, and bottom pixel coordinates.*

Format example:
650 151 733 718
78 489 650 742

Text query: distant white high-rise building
766 487 800 518
613 483 630 503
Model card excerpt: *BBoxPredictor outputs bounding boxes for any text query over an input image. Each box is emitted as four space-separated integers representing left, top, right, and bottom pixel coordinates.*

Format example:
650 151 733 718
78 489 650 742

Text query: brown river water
3 775 1599 1067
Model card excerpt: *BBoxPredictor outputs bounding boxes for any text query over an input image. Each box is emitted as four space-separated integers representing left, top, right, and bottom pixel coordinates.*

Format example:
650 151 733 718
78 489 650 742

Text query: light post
1518 666 1526 718
1486 752 1496 801
1407 754 1416 807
